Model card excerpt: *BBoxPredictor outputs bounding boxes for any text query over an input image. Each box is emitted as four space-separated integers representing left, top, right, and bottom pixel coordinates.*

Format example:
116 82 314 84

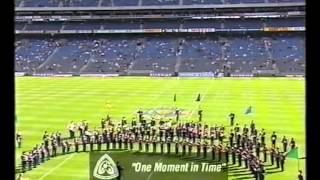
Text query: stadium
15 0 305 180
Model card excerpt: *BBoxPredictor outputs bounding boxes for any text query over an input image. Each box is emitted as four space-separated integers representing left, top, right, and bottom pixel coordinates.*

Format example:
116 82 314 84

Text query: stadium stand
265 18 305 27
15 33 305 75
223 19 263 29
17 17 304 32
142 0 180 6
15 0 305 7
182 19 222 29
15 38 59 72
64 21 102 30
23 0 60 7
113 0 139 6
24 22 63 31
183 0 223 5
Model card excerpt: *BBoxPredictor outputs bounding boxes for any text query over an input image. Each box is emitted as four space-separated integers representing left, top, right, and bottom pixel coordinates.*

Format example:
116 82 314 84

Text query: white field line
38 154 75 180
146 158 163 180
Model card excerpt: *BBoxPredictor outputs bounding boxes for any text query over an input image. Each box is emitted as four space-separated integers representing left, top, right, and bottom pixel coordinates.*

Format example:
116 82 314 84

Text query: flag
244 106 252 115
173 94 176 102
286 147 299 159
196 93 201 102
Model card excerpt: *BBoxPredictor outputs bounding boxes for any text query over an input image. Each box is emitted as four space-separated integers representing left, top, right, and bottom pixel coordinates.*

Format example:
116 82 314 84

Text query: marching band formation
19 111 297 180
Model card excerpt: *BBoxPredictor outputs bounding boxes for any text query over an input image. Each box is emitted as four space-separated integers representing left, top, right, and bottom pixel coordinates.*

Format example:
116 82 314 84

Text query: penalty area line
38 154 75 180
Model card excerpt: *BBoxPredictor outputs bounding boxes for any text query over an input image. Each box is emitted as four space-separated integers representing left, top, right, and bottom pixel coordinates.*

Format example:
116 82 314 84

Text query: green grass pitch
15 77 305 180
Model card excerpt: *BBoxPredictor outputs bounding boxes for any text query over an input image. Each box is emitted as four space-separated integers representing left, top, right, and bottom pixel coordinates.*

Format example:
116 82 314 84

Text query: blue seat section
102 21 141 29
24 22 62 31
224 36 269 61
69 0 99 6
19 0 305 7
15 23 26 30
23 0 59 7
228 0 241 3
113 0 139 6
39 39 93 73
143 20 180 29
265 18 305 27
64 21 102 30
15 39 58 71
224 19 263 29
101 0 112 6
241 0 265 3
142 0 179 6
15 33 305 74
269 35 305 61
86 37 138 73
183 19 221 28
183 0 222 5
268 0 304 2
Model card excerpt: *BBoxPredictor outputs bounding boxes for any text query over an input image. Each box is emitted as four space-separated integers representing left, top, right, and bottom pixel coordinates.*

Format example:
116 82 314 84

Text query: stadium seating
183 0 223 5
182 20 222 29
15 38 58 72
268 0 304 2
16 0 305 7
15 33 305 74
23 0 59 7
223 19 263 29
64 21 102 30
223 35 269 61
265 18 305 27
17 18 304 32
37 39 93 73
24 22 63 31
143 20 181 29
102 21 141 30
241 0 265 3
142 0 180 6
113 0 139 6
101 0 112 6
70 0 99 7
15 23 26 31
84 37 137 73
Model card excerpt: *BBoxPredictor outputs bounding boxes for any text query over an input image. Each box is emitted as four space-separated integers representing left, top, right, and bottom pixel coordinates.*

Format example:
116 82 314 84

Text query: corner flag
196 94 201 102
286 147 299 159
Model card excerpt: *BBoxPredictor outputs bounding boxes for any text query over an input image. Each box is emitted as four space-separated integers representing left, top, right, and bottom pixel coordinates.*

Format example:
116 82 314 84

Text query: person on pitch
229 113 235 126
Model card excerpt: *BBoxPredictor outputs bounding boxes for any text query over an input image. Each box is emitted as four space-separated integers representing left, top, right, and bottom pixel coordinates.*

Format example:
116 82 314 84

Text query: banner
15 72 25 77
179 72 215 77
230 73 254 77
150 73 173 77
80 74 119 77
53 74 73 77
90 152 227 180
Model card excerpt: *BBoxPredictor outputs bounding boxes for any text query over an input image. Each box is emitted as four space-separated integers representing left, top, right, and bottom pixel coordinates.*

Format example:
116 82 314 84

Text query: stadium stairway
98 0 103 6
79 57 95 73
18 0 24 7
175 56 182 73
37 40 65 70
